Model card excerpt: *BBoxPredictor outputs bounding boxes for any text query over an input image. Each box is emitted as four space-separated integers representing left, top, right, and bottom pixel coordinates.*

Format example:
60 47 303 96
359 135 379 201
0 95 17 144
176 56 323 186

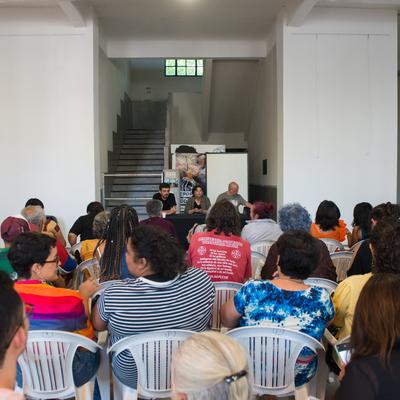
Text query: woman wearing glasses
8 232 100 395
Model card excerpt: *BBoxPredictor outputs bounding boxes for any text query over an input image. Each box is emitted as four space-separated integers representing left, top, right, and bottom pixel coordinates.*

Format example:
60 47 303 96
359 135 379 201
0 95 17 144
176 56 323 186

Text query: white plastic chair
17 330 101 400
227 326 326 400
69 242 82 257
250 240 275 257
107 330 194 400
304 277 338 296
251 251 266 279
72 258 100 289
330 251 353 282
320 238 342 254
212 282 243 331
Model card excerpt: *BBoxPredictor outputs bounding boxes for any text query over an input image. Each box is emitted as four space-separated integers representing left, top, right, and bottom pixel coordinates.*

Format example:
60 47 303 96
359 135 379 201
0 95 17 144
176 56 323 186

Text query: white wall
170 92 247 148
248 48 278 187
280 7 398 224
130 59 202 101
0 8 97 238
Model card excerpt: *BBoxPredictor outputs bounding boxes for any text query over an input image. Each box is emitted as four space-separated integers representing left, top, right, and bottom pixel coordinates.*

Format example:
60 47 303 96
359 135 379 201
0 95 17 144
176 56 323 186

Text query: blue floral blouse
234 280 334 387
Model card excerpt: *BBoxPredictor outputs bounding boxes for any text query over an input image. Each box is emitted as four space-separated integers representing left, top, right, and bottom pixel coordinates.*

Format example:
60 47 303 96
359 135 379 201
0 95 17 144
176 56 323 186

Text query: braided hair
97 205 139 281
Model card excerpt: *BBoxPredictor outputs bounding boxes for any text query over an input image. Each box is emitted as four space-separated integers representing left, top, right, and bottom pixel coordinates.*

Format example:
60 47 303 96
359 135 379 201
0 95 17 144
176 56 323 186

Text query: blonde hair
172 331 251 400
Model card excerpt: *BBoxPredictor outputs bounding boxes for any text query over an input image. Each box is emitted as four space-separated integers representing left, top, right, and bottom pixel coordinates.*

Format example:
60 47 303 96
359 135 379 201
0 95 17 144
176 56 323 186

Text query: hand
79 277 99 299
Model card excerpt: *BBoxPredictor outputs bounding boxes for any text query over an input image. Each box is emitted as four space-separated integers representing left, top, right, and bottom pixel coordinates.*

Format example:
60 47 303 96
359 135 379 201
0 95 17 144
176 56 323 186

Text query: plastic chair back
227 326 324 397
18 330 101 399
320 238 342 254
251 251 266 279
212 282 243 331
250 240 275 257
107 330 194 399
330 251 353 282
350 239 365 253
72 258 100 289
304 277 338 296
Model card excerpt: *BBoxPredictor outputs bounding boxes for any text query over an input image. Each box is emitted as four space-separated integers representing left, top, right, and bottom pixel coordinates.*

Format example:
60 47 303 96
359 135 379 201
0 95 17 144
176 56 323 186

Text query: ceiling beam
58 0 86 27
286 0 318 27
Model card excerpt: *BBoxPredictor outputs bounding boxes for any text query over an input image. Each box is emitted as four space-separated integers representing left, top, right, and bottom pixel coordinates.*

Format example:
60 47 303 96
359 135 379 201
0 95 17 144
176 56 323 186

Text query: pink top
188 230 252 283
0 389 24 399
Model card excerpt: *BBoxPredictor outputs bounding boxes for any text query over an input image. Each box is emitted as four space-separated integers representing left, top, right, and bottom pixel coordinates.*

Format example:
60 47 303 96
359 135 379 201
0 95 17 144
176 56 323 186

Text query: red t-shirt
187 230 252 283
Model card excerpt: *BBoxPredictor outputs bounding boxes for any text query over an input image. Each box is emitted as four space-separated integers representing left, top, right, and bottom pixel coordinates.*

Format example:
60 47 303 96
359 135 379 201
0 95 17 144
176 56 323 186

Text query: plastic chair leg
97 345 110 400
75 379 94 400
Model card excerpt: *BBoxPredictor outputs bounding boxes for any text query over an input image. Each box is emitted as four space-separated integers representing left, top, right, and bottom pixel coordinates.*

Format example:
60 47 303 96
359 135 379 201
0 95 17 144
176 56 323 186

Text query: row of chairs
18 325 328 400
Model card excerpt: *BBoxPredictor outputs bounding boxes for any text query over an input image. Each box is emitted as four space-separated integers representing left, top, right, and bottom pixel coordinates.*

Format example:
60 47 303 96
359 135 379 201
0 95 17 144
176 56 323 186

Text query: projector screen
206 153 248 205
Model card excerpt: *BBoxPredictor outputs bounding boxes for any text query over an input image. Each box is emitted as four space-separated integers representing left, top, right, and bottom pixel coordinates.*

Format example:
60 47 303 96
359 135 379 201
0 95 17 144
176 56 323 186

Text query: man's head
146 200 163 218
0 271 28 369
87 201 104 216
25 198 44 209
0 217 30 247
21 206 46 231
159 183 171 200
228 182 239 196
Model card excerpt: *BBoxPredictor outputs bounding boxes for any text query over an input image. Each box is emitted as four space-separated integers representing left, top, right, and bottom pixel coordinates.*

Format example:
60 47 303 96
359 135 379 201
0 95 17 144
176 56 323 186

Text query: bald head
228 182 239 195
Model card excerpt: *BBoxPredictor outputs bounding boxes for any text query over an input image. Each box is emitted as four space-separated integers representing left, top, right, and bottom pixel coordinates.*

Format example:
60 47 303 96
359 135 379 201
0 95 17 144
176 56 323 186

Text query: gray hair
21 205 45 229
93 211 110 238
146 199 163 217
278 203 312 232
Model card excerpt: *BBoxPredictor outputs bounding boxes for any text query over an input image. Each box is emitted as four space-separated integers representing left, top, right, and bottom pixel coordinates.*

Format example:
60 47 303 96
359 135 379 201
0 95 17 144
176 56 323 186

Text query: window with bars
165 59 204 77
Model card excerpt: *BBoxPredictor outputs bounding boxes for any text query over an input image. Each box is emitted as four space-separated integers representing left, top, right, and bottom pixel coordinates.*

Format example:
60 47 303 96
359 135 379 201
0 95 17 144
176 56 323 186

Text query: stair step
112 184 159 191
110 191 157 197
123 139 165 144
114 154 164 160
126 129 164 134
119 149 163 155
121 144 165 149
111 177 162 184
112 160 164 166
116 166 164 172
124 132 164 138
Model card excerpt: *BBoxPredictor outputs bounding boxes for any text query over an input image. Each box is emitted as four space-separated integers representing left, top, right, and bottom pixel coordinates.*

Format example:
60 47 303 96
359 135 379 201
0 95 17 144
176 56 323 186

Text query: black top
69 214 96 240
347 240 372 277
153 192 177 211
335 347 400 400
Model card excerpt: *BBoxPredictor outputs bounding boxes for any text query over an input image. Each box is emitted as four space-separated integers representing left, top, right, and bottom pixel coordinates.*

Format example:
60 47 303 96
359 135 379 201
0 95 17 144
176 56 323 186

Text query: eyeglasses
42 256 60 265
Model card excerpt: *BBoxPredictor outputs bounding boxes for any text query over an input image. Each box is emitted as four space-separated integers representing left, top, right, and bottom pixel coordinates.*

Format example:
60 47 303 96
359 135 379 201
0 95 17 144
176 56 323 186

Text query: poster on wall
163 169 180 213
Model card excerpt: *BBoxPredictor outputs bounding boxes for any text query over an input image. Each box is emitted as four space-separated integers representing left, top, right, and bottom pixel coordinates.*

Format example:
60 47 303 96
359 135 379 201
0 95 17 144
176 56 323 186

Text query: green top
0 248 15 278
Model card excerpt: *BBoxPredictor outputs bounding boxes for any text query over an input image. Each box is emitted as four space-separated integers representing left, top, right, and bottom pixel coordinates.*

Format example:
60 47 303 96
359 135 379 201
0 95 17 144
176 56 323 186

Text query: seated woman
91 225 215 390
8 232 99 390
335 273 400 399
347 202 372 248
172 331 252 400
310 200 347 242
184 185 211 215
221 230 334 387
187 200 252 283
80 211 110 261
241 201 282 245
97 205 139 281
261 203 336 281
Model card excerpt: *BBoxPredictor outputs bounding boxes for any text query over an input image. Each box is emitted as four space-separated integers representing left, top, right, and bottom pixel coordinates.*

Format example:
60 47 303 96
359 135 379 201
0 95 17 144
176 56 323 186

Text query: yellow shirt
332 272 372 340
80 239 100 261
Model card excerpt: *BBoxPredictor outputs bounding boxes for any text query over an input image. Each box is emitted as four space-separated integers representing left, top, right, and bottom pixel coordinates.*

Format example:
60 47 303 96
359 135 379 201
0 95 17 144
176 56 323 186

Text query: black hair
25 198 44 208
206 200 241 236
192 184 204 196
159 183 171 191
315 200 341 231
276 230 320 280
7 232 56 279
0 271 24 367
370 202 400 223
86 201 104 216
175 145 197 154
352 202 372 233
98 205 139 281
128 225 186 280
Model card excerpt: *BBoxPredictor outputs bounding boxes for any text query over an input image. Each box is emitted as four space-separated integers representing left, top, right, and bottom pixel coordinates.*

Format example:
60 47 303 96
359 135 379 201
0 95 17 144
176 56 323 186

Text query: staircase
104 101 167 219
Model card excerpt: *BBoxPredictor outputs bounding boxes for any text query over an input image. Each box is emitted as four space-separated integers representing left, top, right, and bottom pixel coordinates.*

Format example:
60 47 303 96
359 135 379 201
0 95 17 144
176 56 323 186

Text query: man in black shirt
68 201 104 245
152 183 177 215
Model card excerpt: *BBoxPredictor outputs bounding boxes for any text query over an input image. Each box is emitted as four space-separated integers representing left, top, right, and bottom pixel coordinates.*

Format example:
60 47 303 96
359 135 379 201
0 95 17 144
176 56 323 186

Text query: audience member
0 217 30 278
310 200 347 242
91 225 214 390
98 205 139 281
347 202 372 248
188 200 251 283
8 233 99 389
332 217 400 340
184 185 211 215
153 183 177 215
0 271 28 400
241 201 282 245
261 203 336 281
68 201 104 246
140 199 177 237
221 230 334 387
216 182 251 212
335 274 400 399
80 211 110 261
172 331 251 400
347 202 400 277
25 198 66 246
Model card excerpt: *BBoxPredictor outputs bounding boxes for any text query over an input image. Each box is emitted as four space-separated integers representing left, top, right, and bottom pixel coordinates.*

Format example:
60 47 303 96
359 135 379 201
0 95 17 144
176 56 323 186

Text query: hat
1 217 30 243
